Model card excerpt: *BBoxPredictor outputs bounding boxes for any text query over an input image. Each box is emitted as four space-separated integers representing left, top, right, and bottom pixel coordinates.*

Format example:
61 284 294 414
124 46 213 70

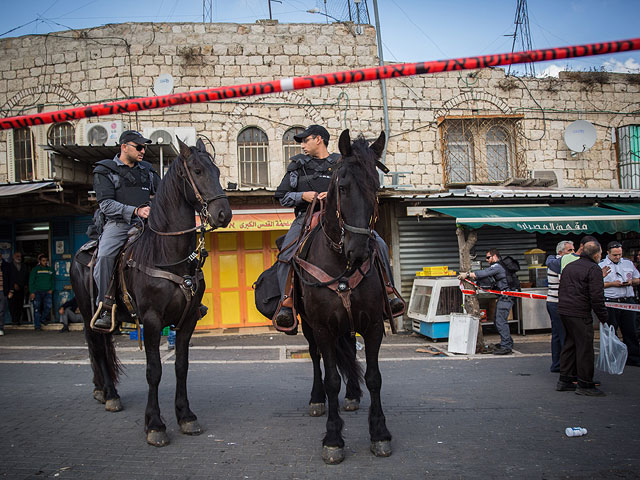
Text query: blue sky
1 0 639 77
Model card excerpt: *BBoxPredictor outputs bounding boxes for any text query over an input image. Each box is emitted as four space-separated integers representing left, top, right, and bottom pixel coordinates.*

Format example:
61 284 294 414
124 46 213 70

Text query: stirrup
272 302 298 333
90 302 117 333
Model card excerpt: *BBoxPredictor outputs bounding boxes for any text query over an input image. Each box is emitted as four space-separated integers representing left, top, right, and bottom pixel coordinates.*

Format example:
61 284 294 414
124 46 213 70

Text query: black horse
292 130 392 464
70 138 232 447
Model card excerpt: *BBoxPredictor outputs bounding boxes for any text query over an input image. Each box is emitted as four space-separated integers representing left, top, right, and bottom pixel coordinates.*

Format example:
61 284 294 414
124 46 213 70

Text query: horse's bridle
322 176 378 254
148 153 227 238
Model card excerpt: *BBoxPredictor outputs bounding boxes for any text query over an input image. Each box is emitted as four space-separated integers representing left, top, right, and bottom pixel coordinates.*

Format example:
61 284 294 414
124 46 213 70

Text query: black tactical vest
93 158 155 207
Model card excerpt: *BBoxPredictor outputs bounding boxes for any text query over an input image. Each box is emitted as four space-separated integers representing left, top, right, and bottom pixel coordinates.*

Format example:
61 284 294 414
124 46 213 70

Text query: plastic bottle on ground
565 427 587 437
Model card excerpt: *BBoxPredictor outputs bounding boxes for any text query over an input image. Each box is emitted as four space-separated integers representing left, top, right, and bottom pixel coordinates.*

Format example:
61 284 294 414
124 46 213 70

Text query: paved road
1 330 639 479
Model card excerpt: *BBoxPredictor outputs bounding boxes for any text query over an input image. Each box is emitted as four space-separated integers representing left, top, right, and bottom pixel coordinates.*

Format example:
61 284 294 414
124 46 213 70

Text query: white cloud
536 64 563 78
602 57 640 73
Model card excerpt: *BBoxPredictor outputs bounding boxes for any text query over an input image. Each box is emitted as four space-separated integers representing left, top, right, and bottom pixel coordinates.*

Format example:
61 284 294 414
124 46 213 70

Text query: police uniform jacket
474 262 508 291
93 155 160 224
275 153 340 217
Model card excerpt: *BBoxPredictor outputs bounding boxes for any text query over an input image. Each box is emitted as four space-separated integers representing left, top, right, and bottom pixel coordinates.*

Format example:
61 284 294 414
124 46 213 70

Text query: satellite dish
154 73 174 96
564 120 596 153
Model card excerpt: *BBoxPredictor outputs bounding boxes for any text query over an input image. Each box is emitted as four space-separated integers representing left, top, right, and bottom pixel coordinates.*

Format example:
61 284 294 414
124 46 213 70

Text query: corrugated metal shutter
398 216 538 300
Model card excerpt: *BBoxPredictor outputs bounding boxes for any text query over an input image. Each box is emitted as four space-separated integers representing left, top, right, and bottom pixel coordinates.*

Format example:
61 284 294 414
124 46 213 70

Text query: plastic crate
129 327 143 341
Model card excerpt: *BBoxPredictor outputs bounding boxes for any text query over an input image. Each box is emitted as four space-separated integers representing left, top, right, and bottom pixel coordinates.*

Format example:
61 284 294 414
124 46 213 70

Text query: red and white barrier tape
605 302 640 312
459 279 547 299
459 279 640 311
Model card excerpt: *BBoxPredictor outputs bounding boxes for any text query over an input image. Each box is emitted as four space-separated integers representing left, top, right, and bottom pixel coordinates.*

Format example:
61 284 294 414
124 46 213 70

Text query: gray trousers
495 296 514 349
93 220 132 307
276 214 394 303
60 308 83 327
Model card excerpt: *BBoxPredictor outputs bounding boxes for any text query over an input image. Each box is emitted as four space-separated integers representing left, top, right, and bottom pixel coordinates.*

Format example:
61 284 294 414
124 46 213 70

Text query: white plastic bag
595 323 628 375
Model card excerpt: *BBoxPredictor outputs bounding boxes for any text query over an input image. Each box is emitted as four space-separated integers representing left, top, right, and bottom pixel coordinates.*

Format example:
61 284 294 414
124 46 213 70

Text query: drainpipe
372 0 389 165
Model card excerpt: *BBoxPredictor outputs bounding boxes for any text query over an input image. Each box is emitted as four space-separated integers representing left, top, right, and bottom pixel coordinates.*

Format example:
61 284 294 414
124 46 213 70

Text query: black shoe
493 346 512 355
59 326 69 333
275 308 294 329
390 298 404 315
556 380 577 392
94 310 113 330
576 386 606 397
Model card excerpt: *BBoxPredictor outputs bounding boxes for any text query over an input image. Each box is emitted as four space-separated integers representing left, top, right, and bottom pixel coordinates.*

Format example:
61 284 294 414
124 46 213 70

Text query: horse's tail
86 329 123 386
336 334 363 390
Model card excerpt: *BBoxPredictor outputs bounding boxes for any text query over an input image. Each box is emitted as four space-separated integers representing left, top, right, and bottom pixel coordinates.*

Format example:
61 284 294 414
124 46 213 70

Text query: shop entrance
15 222 50 270
199 230 285 330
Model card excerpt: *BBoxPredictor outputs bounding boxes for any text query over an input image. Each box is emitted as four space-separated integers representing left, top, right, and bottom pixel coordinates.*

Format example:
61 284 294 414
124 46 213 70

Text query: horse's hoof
146 430 170 447
309 403 326 417
180 420 203 436
343 398 360 411
93 389 106 404
322 446 345 465
370 440 392 457
104 398 123 412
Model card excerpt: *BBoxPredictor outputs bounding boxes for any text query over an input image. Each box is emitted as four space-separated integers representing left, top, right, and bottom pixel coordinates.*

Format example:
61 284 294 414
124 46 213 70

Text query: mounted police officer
273 125 402 330
92 130 160 331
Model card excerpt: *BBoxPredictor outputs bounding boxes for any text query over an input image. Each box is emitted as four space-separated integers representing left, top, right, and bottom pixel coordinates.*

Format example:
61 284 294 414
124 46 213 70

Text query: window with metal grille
283 127 304 169
13 127 34 181
47 122 75 146
238 127 269 187
440 116 524 186
616 125 640 189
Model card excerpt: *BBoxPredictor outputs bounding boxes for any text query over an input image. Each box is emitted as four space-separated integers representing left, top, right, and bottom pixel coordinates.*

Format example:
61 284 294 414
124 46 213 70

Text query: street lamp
306 7 363 34
306 7 339 24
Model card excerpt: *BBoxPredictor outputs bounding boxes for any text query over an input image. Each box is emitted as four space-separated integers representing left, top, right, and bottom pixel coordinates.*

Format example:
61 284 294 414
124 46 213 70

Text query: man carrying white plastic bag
557 241 609 396
596 323 628 375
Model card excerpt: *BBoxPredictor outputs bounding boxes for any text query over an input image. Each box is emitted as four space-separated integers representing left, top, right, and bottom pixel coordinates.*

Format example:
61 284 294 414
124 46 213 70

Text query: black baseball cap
293 125 330 143
119 130 151 145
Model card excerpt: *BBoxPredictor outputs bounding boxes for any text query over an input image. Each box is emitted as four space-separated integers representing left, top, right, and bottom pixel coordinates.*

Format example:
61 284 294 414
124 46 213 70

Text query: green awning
428 205 640 234
603 202 640 214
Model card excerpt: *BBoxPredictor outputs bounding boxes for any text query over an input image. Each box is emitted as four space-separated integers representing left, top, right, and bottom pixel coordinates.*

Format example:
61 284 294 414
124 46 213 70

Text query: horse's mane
332 135 380 206
130 152 196 268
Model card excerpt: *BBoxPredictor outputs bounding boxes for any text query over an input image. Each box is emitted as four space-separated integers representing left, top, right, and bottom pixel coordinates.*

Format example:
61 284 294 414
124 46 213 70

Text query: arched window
486 126 511 182
13 127 34 181
47 122 75 146
283 127 304 169
238 127 269 187
446 122 474 184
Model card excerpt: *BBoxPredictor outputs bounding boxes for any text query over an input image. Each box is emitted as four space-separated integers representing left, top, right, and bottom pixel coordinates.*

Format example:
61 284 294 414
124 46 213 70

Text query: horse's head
329 129 384 268
178 137 232 229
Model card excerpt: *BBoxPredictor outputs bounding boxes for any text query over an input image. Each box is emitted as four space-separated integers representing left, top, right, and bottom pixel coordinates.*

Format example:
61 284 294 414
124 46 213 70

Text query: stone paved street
1 329 639 479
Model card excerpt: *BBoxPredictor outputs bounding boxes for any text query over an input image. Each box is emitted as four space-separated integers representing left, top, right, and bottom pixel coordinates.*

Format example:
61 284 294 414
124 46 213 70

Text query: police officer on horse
273 125 402 330
92 130 160 331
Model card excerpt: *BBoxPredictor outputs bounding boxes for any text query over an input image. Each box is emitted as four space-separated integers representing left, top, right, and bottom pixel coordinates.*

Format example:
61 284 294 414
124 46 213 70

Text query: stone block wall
1 22 639 190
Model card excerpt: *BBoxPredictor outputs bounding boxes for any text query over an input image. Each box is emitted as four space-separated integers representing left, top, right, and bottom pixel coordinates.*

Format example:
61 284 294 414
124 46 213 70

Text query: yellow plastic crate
422 266 448 276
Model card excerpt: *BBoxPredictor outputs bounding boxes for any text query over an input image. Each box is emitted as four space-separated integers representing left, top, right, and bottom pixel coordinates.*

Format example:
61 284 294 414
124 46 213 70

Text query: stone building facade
1 21 640 331
1 22 639 190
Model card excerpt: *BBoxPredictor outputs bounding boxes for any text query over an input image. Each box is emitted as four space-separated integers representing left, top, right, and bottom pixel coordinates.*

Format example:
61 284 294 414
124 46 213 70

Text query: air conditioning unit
81 120 125 145
143 127 197 150
530 169 559 187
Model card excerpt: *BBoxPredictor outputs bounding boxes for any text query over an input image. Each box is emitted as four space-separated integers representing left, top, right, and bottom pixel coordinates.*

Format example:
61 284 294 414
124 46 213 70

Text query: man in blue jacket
459 249 514 355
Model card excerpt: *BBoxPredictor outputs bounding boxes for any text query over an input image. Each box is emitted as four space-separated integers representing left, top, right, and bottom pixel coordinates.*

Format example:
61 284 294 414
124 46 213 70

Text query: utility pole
268 0 282 20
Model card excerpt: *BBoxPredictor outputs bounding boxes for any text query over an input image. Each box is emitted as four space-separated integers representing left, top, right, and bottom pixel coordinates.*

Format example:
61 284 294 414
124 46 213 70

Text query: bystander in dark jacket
557 241 608 396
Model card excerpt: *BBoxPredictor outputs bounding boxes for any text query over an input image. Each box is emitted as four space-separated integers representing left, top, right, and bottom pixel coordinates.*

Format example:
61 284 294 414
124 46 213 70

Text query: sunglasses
126 143 146 152
609 243 622 249
485 255 492 259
